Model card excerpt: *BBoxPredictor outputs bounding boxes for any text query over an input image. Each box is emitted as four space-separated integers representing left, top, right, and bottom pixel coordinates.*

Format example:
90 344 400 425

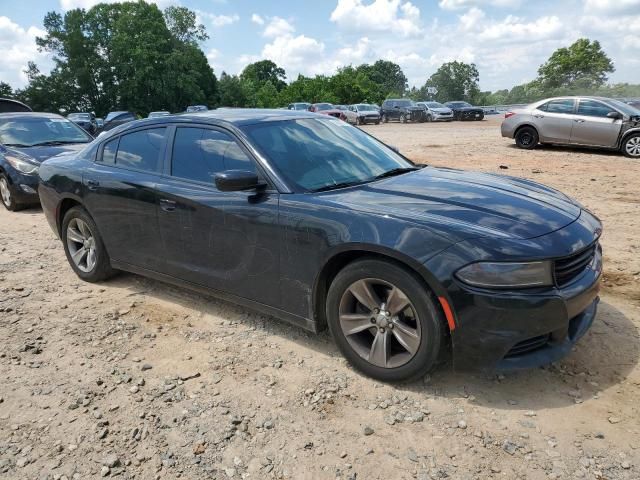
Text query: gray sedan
501 96 640 158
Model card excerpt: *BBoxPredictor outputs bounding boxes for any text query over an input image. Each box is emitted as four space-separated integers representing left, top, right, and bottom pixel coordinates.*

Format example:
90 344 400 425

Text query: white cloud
330 0 423 37
584 0 640 16
478 15 564 43
251 14 265 25
262 16 295 38
198 12 240 28
459 7 486 30
0 16 50 88
439 0 522 10
261 34 326 76
60 0 174 10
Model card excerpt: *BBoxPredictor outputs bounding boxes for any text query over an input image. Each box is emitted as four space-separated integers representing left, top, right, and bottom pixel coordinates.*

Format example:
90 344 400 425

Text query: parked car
0 112 92 210
348 104 381 125
309 103 346 120
381 99 426 123
444 101 485 121
483 107 500 115
186 105 208 113
625 100 640 110
101 111 137 133
96 118 104 130
501 96 640 158
415 102 454 122
0 98 32 113
148 111 171 118
288 102 311 111
38 109 602 381
67 112 98 135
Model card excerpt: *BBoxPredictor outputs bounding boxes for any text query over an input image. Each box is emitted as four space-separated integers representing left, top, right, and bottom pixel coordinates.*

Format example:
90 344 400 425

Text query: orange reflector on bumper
438 297 456 331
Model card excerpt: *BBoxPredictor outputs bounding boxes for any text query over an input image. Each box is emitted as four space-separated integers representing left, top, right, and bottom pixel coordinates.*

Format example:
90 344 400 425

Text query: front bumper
4 169 40 205
433 113 454 121
447 263 601 372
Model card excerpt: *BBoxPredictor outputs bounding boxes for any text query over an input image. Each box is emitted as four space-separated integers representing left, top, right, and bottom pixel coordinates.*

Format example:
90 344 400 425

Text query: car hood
431 108 453 114
6 143 88 164
323 167 581 240
451 106 482 112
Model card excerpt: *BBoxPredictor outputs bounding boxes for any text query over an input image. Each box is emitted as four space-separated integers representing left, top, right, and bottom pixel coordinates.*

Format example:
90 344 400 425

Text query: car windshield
427 102 445 108
293 104 310 110
242 118 416 192
449 102 472 108
0 117 92 147
356 104 377 111
105 111 127 122
608 99 640 116
315 104 334 111
149 111 170 118
335 105 348 110
394 100 414 107
69 113 91 120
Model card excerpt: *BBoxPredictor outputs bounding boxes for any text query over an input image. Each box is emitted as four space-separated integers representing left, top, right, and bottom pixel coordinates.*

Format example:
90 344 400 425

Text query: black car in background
0 112 92 210
381 99 425 123
101 111 137 133
445 101 485 121
186 105 208 113
68 112 98 135
0 98 32 113
38 110 602 382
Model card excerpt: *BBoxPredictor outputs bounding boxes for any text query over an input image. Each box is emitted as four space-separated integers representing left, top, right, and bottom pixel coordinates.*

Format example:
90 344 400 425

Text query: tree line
1 1 637 117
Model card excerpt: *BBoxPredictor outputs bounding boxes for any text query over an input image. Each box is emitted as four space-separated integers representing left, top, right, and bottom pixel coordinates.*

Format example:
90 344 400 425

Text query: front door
156 125 281 307
570 99 622 147
83 127 168 272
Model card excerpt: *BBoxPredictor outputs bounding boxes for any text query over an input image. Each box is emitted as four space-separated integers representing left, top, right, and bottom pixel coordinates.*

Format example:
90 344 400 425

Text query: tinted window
171 128 254 183
102 138 118 164
543 99 575 114
115 128 166 172
577 100 616 118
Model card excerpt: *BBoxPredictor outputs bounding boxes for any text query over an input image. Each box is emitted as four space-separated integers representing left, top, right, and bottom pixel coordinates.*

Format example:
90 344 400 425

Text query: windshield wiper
312 180 368 192
3 143 30 148
29 140 86 147
371 167 419 181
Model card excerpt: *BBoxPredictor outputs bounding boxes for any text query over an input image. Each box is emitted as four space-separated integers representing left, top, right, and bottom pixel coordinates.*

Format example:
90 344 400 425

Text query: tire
0 174 23 212
61 206 116 282
356 116 362 126
622 133 640 159
426 114 433 123
326 258 445 383
375 121 380 125
381 114 388 124
400 113 407 124
515 126 539 150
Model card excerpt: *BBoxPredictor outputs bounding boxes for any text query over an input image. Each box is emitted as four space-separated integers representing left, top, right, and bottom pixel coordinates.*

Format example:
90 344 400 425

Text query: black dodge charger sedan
445 101 485 121
38 110 602 382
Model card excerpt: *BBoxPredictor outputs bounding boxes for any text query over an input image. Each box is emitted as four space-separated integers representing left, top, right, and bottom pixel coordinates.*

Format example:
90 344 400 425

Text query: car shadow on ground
105 272 637 412
506 143 624 157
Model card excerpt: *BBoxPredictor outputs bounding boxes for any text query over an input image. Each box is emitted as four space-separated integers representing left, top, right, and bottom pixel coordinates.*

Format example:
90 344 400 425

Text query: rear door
570 99 622 147
155 125 281 307
533 99 576 144
83 127 168 271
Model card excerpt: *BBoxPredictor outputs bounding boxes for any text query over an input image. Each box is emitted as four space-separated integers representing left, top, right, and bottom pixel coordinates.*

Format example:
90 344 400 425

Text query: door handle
533 114 545 119
87 179 99 190
159 199 176 212
574 119 586 123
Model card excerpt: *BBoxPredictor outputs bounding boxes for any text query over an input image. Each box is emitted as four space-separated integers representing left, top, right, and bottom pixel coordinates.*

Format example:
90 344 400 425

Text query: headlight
6 156 39 175
456 261 553 289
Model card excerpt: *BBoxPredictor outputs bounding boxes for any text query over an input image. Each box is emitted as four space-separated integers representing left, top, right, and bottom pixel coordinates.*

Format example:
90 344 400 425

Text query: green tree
241 60 287 92
0 82 13 97
164 5 208 44
536 38 614 90
423 61 480 103
218 72 250 107
357 60 407 99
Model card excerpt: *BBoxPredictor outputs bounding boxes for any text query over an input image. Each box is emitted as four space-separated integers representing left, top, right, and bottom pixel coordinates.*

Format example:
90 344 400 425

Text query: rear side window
115 128 166 172
577 100 616 118
102 138 118 164
542 99 575 114
171 128 255 184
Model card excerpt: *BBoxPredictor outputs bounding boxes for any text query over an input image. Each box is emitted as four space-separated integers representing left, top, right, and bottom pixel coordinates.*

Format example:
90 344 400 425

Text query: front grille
554 243 597 287
505 334 550 358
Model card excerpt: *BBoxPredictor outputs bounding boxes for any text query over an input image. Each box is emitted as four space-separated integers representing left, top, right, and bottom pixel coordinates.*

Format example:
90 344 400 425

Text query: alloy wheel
626 137 640 157
338 278 421 368
0 177 11 207
519 132 533 146
66 218 97 273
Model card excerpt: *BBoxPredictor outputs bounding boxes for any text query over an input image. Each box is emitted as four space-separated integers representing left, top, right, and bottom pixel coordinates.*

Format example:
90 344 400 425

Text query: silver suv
501 96 640 158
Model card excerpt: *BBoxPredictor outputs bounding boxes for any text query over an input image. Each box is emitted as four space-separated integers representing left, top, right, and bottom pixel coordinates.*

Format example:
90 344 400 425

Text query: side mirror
607 111 622 120
215 170 263 192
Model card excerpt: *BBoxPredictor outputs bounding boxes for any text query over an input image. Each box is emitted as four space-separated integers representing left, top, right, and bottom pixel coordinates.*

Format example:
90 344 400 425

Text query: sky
1 0 639 92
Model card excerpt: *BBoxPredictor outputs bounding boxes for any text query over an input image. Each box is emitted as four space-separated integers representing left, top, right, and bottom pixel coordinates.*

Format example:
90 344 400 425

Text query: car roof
0 112 65 120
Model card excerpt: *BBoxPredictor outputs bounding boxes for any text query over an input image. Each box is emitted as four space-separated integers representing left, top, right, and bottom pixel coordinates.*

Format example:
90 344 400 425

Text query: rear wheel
622 133 640 158
426 114 433 123
382 114 388 123
515 126 539 150
326 259 445 382
62 206 116 282
0 174 23 211
400 113 407 124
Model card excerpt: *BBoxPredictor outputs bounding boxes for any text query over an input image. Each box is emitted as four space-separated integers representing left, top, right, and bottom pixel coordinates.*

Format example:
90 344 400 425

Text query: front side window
242 118 414 192
114 128 166 172
577 100 616 118
542 99 576 114
171 127 254 184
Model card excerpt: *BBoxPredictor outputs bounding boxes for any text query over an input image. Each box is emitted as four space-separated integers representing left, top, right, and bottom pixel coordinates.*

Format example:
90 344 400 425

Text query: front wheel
0 174 23 211
515 126 539 150
62 206 116 282
326 259 445 382
622 133 640 158
400 113 407 124
381 114 388 123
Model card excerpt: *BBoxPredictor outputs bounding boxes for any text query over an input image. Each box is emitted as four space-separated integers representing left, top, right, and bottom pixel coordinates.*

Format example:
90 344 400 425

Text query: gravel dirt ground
1 116 639 480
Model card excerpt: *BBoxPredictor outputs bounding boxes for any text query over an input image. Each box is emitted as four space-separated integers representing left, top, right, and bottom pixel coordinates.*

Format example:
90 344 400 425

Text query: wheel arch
312 244 447 333
56 195 85 237
620 127 640 145
514 123 539 139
